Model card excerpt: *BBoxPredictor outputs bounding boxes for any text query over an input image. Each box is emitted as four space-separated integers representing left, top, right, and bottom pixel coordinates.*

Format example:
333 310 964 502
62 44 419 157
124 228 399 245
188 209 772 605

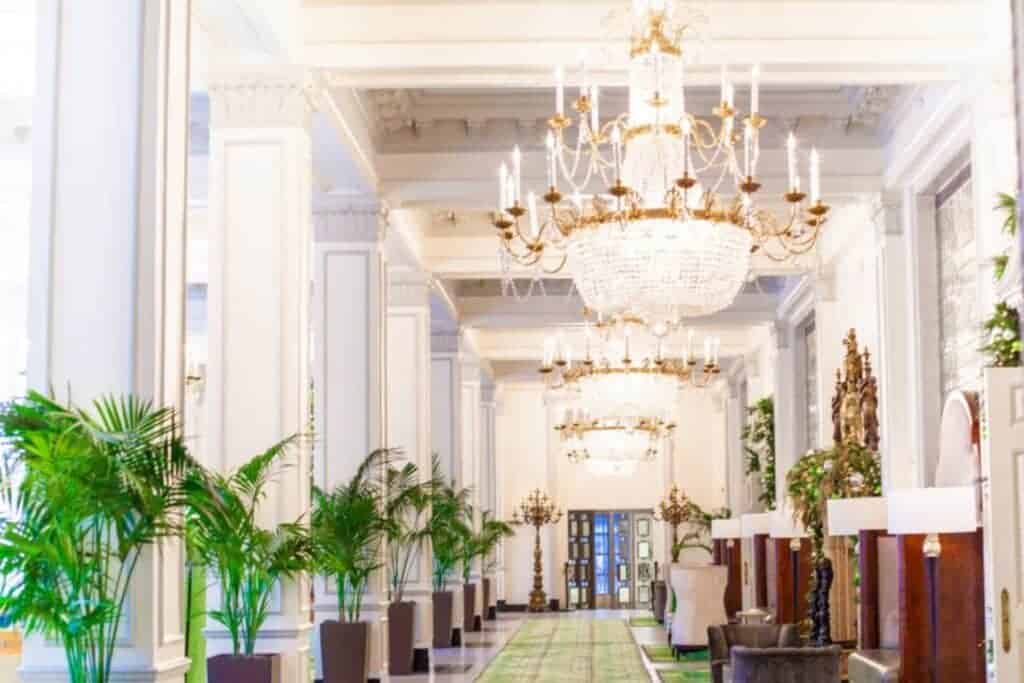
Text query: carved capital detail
314 202 386 243
389 270 432 307
209 67 314 130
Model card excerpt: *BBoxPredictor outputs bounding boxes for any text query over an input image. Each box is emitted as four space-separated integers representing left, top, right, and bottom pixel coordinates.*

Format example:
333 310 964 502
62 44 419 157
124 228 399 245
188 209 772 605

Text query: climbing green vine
742 396 776 510
982 193 1022 368
785 443 881 561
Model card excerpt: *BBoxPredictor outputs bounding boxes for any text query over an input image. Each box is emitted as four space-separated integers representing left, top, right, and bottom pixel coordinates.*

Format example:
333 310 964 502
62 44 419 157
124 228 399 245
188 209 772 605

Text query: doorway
566 509 655 610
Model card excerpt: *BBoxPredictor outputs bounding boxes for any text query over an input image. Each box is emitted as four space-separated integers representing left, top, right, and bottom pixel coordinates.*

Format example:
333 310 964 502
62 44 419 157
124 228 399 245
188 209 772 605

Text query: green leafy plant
425 469 471 592
312 449 394 622
981 302 1022 368
458 510 515 581
669 503 732 562
0 391 194 683
742 397 776 510
184 437 312 657
786 443 881 560
384 459 438 603
996 192 1018 238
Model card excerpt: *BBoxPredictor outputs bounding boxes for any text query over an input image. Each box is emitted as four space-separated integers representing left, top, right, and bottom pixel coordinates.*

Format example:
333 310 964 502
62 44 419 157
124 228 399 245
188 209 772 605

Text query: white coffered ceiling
191 0 988 367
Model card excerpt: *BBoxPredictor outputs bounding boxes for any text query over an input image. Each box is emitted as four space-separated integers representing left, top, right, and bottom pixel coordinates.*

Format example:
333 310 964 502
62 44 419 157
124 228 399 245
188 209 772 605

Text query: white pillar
25 2 191 680
480 379 500 612
206 66 314 683
872 195 918 491
772 322 798 507
311 201 389 678
725 377 745 514
386 267 433 650
431 334 462 484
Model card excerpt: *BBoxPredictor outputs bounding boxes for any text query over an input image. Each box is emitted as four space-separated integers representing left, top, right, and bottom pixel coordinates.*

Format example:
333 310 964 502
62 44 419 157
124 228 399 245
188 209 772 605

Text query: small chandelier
554 411 676 468
492 0 829 326
540 326 722 411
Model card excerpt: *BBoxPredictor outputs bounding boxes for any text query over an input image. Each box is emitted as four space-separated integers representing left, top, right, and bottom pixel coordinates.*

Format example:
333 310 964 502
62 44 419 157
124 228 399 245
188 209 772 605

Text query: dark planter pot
482 577 493 621
320 620 368 683
388 601 415 675
208 653 281 683
463 583 478 632
432 591 454 648
653 580 668 623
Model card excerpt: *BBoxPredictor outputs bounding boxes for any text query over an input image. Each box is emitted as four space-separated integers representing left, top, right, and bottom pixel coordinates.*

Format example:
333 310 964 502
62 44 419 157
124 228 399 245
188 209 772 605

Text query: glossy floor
382 610 668 682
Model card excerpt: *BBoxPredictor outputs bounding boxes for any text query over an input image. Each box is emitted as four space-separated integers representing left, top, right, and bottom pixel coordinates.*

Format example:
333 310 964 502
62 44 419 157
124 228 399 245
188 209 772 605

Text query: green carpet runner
477 617 650 682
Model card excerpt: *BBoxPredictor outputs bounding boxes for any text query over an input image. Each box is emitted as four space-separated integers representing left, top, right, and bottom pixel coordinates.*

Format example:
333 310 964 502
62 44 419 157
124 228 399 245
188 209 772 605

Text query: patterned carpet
476 617 650 682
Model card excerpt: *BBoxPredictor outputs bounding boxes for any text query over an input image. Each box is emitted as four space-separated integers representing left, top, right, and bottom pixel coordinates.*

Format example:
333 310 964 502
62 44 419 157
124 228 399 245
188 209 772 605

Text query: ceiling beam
304 1 981 88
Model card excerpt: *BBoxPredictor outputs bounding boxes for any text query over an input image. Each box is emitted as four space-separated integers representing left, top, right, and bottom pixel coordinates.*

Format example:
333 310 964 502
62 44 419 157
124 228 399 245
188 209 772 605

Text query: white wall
495 379 730 605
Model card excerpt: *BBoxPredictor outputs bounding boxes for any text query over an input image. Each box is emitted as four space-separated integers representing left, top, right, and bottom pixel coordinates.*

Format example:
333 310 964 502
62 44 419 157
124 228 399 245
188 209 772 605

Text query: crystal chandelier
540 325 722 417
492 0 829 325
555 410 676 468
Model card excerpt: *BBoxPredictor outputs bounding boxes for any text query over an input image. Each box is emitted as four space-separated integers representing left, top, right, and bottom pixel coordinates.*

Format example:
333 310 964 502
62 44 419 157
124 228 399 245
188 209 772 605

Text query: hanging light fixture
554 410 676 470
540 323 722 421
493 0 829 327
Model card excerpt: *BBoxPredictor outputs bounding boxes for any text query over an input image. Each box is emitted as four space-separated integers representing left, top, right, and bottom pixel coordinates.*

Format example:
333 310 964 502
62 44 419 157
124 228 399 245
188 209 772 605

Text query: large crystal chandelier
493 0 830 327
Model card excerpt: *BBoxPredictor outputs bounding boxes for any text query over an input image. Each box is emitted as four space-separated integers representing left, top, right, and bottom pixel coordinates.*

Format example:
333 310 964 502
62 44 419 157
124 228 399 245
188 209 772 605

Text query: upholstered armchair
707 624 800 683
730 645 842 683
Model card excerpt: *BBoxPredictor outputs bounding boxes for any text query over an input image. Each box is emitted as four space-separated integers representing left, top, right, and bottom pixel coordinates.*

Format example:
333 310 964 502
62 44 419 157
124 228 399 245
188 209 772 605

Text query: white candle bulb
744 122 752 178
499 163 508 209
720 65 728 104
611 125 622 178
513 146 522 203
704 338 711 364
528 191 540 239
725 82 735 108
578 49 589 92
687 329 694 362
786 132 797 191
506 177 516 211
555 65 565 117
546 131 557 187
543 337 554 367
751 64 760 114
810 148 821 203
590 84 600 133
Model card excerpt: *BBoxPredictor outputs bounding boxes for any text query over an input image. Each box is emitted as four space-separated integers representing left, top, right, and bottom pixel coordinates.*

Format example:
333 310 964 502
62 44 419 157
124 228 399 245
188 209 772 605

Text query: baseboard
498 602 528 613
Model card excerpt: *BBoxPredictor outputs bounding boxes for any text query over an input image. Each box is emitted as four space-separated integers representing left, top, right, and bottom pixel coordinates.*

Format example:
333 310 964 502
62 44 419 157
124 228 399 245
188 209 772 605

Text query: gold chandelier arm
539 253 568 275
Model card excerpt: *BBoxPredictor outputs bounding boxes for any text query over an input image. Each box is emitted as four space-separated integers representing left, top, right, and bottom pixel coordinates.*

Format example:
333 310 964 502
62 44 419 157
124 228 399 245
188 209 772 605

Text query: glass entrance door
569 509 651 609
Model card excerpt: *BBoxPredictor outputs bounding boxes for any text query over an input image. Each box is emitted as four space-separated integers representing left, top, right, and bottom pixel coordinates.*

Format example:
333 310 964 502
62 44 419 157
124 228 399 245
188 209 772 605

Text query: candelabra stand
653 484 693 555
512 489 563 612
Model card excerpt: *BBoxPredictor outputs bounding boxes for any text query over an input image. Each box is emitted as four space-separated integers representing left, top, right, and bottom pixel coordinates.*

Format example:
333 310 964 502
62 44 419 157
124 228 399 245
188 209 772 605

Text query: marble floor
383 609 675 682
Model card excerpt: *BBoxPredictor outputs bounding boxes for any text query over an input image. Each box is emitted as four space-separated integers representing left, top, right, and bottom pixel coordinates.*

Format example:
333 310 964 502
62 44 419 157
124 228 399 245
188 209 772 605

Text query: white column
206 67 314 682
872 195 918 491
725 377 746 514
480 380 500 613
311 202 389 678
25 2 191 680
431 334 462 484
386 267 433 650
772 322 798 507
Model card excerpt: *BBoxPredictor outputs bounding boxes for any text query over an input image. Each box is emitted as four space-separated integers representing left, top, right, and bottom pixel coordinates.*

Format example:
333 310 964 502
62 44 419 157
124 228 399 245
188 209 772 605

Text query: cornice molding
209 67 315 130
313 202 386 243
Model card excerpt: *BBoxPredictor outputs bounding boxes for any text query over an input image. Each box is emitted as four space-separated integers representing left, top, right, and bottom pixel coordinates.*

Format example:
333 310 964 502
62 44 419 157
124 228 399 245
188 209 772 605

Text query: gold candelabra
653 484 694 548
512 489 563 612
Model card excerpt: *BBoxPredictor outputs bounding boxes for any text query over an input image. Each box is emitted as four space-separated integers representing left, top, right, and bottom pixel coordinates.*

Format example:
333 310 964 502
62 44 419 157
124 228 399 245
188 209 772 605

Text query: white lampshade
770 504 808 539
887 487 978 535
827 497 888 536
741 512 773 539
711 518 742 540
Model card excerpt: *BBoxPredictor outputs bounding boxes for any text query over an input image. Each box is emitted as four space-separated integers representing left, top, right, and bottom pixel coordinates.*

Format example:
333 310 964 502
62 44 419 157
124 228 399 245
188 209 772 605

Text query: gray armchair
707 624 800 683
730 645 842 683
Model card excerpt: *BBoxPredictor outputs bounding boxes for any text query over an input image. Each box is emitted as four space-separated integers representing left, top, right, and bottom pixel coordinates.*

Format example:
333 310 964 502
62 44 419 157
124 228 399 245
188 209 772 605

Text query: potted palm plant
426 479 470 648
184 437 312 683
383 459 436 674
476 511 515 623
0 391 194 683
311 449 392 683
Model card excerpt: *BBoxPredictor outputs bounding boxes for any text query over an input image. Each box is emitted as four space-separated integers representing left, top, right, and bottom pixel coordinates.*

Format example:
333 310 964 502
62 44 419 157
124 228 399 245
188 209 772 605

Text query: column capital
388 268 431 307
209 66 314 129
314 201 387 243
871 191 905 239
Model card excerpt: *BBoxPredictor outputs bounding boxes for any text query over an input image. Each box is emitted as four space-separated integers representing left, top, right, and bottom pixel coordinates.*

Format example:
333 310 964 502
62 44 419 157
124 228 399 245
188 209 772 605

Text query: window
935 167 982 398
